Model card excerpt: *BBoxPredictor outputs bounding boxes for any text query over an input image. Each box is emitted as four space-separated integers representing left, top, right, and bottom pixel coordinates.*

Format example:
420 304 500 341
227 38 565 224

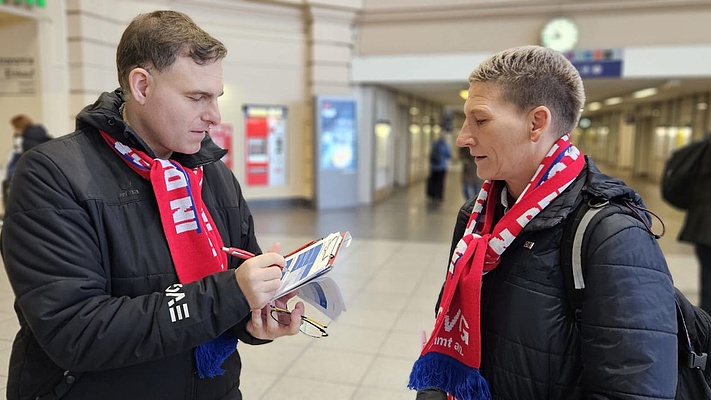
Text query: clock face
540 17 579 53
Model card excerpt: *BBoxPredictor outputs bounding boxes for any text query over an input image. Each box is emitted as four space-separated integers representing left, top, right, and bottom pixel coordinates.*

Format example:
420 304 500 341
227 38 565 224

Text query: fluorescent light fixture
409 107 419 115
604 97 623 105
698 102 708 110
587 102 602 111
633 88 658 99
459 89 468 100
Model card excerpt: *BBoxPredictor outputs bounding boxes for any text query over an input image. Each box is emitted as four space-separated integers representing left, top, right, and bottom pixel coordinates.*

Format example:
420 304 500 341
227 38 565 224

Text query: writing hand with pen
225 243 305 340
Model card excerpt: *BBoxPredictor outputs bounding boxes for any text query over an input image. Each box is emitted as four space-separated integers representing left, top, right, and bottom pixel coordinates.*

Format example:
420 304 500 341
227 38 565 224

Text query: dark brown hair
116 10 227 93
10 114 33 132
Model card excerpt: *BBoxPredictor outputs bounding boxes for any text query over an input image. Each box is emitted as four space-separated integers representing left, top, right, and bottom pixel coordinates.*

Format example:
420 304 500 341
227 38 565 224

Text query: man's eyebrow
186 90 224 98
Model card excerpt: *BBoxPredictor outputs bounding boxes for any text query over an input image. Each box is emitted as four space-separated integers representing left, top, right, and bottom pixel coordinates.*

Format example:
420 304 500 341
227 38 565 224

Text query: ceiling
380 77 711 117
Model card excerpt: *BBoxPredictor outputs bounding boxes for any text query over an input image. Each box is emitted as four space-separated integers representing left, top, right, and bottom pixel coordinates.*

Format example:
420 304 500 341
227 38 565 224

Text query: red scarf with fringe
409 135 584 400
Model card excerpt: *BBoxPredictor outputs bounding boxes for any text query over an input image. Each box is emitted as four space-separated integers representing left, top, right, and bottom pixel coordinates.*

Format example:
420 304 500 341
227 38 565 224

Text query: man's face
138 55 223 159
457 82 537 188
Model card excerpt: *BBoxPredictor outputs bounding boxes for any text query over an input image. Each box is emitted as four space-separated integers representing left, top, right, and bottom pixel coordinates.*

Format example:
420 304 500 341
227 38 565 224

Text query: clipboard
272 231 352 300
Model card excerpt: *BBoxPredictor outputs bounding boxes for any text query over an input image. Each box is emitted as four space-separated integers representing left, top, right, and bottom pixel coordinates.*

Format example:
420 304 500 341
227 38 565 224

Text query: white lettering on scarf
161 162 188 191
489 228 515 254
459 315 470 345
449 239 469 275
444 309 461 332
113 141 151 168
157 160 199 235
170 198 199 233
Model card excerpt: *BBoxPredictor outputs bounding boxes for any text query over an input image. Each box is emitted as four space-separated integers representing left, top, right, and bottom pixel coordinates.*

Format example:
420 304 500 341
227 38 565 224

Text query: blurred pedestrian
3 115 50 210
426 131 452 202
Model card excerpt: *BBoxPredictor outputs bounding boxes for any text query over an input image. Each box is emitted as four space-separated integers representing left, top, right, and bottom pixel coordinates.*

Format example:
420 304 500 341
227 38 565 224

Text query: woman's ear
529 106 552 143
127 68 151 105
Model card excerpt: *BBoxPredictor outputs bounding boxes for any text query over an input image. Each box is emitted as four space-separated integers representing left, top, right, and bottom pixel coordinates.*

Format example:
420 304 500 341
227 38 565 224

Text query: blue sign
317 98 357 171
572 59 623 78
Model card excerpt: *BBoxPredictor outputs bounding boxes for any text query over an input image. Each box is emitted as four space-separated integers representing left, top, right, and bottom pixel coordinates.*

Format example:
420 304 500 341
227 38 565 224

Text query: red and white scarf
409 135 585 400
100 131 227 282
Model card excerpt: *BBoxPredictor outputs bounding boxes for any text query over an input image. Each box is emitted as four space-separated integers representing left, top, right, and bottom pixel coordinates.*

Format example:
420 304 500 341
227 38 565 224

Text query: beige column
303 3 358 196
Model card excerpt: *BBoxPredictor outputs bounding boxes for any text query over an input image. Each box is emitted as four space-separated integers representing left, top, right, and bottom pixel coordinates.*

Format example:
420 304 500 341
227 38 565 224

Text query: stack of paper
272 231 351 319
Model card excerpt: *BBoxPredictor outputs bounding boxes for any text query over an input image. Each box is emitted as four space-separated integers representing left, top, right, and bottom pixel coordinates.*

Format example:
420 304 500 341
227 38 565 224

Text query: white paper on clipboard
272 231 351 300
297 276 346 321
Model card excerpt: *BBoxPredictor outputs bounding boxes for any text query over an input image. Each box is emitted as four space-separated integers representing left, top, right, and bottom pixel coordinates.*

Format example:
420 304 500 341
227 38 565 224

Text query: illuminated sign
0 0 46 8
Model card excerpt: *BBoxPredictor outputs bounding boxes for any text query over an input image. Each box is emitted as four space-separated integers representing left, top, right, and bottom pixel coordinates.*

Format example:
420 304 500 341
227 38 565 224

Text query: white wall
357 1 711 55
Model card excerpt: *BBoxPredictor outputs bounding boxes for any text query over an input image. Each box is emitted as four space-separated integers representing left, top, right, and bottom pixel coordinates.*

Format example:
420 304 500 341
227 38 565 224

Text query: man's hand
246 296 305 340
234 243 285 310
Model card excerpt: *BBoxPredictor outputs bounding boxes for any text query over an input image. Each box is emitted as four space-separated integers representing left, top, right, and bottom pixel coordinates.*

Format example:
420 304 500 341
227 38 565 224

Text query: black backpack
661 138 710 210
561 200 711 399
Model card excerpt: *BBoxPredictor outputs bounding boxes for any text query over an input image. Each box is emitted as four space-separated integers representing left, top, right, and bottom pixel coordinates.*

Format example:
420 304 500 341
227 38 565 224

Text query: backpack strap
561 199 610 321
675 288 708 370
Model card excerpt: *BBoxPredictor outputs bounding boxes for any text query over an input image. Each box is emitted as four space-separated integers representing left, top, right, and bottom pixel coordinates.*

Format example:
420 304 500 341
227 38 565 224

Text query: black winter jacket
444 159 678 399
679 135 711 247
1 90 266 400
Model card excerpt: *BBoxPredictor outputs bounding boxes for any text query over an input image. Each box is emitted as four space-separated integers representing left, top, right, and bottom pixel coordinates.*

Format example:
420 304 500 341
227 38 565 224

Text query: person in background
427 131 452 202
11 114 51 152
678 132 711 313
3 115 51 211
409 45 677 399
459 145 482 200
1 10 305 400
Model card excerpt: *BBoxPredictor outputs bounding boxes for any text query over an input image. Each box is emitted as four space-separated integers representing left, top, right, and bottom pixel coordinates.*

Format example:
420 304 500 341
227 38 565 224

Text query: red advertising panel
243 105 287 187
244 116 269 186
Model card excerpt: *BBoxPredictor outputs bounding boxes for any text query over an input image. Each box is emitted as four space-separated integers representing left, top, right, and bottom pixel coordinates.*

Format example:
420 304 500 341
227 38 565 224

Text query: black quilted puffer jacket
441 159 678 399
2 90 266 400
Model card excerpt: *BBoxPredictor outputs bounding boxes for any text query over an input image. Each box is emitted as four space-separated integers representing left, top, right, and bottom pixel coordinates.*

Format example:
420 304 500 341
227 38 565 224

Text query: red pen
221 247 256 260
222 247 284 270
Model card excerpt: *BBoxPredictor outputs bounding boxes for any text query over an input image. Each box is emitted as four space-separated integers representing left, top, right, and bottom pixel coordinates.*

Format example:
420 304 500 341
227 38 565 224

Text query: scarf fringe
408 352 491 400
195 334 238 379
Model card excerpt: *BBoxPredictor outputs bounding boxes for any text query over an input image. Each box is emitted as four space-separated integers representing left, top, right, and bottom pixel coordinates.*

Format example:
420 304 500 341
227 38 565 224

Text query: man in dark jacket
678 133 711 313
1 11 304 400
410 46 677 399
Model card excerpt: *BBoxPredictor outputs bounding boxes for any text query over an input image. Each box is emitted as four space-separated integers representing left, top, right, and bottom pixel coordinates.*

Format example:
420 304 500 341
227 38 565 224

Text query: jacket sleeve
580 209 677 399
205 165 273 345
1 150 254 372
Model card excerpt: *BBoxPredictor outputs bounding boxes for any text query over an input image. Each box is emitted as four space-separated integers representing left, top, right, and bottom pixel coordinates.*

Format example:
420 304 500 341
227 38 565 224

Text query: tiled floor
0 163 699 399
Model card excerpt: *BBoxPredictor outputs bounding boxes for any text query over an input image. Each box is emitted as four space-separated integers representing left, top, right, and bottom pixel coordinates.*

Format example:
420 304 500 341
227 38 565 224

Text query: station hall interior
1 0 710 398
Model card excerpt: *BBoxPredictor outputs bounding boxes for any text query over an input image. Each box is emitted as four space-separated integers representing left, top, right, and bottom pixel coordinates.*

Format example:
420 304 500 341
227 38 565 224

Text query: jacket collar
523 156 643 232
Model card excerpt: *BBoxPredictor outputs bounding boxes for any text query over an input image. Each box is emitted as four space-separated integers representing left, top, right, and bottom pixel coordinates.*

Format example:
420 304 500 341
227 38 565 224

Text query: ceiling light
633 88 658 99
587 102 602 111
604 97 623 105
409 107 419 115
459 89 468 100
698 102 708 110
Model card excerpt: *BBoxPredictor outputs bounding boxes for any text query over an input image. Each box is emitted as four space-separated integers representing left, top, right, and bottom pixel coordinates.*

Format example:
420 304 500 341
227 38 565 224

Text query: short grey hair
469 45 585 136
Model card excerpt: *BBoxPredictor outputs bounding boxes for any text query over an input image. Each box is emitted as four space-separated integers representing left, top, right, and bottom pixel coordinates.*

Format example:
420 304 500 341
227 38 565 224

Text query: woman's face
457 82 542 196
